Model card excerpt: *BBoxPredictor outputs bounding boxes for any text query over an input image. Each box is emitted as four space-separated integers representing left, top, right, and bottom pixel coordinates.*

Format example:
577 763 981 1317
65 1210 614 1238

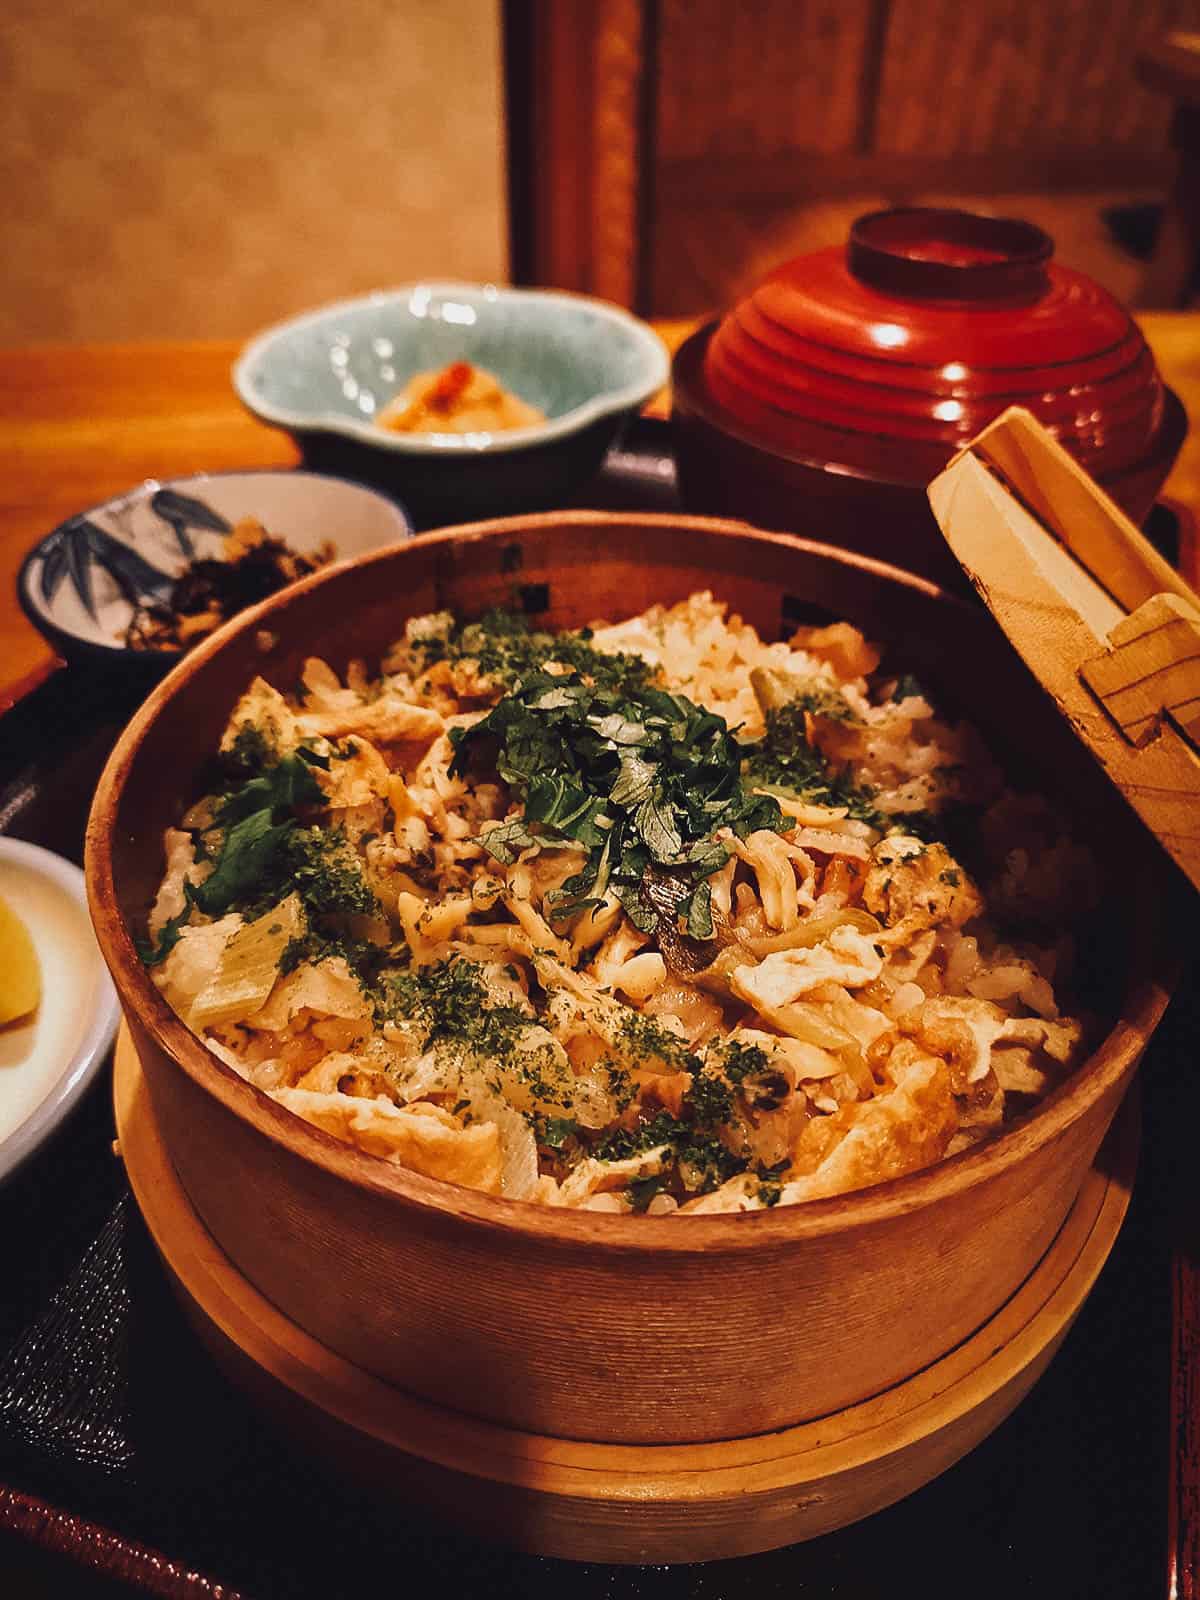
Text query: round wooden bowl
114 1025 1138 1564
85 512 1173 1448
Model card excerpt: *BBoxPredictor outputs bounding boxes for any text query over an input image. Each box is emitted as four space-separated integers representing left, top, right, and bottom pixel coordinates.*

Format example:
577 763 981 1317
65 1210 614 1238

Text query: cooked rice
144 592 1094 1214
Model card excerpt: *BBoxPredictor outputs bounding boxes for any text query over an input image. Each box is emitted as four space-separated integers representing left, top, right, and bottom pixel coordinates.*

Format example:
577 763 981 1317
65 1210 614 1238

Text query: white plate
0 838 120 1181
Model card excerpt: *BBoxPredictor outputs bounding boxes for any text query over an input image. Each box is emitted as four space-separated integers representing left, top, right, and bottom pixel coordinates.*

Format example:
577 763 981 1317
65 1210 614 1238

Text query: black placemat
0 439 1192 1597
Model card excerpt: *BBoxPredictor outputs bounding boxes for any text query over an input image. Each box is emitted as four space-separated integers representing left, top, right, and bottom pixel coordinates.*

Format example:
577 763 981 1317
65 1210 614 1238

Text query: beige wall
1 0 508 343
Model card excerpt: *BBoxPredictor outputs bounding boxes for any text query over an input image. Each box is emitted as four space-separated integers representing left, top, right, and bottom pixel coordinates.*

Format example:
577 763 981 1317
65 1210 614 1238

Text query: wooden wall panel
875 0 1200 157
510 0 1200 315
655 0 877 159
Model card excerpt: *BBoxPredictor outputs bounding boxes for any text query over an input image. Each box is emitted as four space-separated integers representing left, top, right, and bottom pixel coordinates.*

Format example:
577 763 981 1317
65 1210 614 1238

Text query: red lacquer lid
702 208 1167 487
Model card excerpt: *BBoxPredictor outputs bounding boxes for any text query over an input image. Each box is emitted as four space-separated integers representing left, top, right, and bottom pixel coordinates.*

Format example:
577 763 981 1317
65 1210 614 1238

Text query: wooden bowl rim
85 511 1173 1254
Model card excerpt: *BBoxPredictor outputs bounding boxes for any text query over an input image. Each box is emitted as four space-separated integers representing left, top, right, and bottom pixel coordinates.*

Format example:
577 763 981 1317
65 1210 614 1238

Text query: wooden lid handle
928 407 1200 895
950 406 1200 618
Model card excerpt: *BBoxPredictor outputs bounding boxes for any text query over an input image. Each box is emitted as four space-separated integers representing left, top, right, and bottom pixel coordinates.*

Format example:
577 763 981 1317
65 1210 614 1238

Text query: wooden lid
927 406 1200 894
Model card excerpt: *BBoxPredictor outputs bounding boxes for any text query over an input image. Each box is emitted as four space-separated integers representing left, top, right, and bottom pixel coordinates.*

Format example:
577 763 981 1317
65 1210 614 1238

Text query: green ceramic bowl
233 284 669 525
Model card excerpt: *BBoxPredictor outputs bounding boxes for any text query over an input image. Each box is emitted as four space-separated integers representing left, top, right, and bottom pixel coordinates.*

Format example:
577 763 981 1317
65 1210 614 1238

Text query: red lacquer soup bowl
672 208 1186 584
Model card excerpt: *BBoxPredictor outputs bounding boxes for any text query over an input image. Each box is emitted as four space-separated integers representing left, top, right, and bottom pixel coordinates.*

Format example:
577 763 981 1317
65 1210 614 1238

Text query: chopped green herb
686 879 714 940
476 816 542 866
597 1107 746 1197
889 673 927 703
135 904 191 967
411 608 654 697
716 1040 771 1085
278 929 391 987
754 1158 791 1208
450 662 786 934
187 741 383 925
222 722 277 778
791 689 863 725
687 1069 733 1129
627 1174 668 1212
192 809 296 916
215 751 324 827
615 1009 696 1071
536 1115 579 1150
741 704 886 828
287 826 379 919
376 958 534 1065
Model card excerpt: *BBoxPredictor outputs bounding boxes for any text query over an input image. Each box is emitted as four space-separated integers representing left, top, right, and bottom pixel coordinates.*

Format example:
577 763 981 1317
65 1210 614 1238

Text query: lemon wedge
0 892 40 1025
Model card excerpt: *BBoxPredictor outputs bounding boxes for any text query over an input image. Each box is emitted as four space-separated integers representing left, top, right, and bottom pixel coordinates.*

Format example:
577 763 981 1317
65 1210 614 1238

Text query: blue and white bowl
18 470 412 670
232 284 670 522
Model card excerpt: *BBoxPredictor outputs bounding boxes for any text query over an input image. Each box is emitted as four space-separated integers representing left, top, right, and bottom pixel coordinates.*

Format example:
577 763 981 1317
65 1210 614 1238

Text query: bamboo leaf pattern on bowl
150 488 231 558
37 535 69 611
19 470 412 667
39 516 175 619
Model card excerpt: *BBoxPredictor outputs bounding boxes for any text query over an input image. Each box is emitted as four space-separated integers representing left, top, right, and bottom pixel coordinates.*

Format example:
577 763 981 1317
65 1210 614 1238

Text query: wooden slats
929 408 1200 894
652 0 1197 170
654 0 874 159
875 0 1192 156
959 407 1199 617
1081 593 1200 749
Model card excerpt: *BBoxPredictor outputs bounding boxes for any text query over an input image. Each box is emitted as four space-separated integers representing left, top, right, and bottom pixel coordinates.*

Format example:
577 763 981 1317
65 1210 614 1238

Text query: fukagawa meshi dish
141 592 1096 1216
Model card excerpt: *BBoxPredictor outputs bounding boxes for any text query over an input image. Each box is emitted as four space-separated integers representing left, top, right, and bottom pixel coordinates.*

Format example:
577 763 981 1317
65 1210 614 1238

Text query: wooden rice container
111 1024 1140 1563
85 513 1173 1447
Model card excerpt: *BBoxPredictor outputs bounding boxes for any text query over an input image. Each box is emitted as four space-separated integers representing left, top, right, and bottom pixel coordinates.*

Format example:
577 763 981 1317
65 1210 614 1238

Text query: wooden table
2 315 1199 710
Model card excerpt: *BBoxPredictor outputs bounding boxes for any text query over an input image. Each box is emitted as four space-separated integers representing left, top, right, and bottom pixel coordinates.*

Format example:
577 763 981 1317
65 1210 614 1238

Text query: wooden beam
657 147 1174 208
501 0 653 308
